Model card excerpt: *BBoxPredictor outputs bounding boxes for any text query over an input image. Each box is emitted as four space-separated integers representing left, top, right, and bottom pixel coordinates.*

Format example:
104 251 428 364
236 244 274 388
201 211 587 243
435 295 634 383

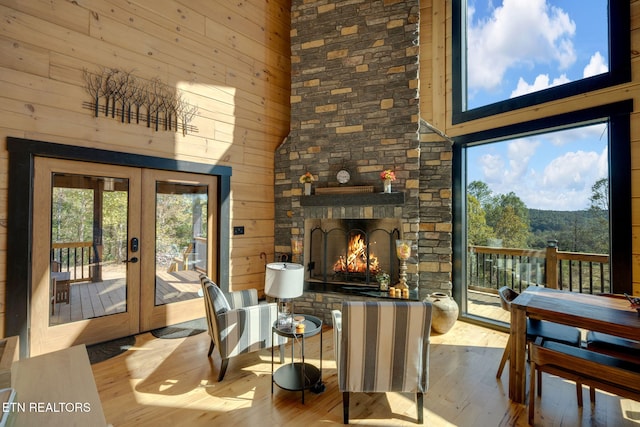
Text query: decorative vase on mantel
380 169 396 194
383 179 392 193
299 172 315 196
427 292 459 334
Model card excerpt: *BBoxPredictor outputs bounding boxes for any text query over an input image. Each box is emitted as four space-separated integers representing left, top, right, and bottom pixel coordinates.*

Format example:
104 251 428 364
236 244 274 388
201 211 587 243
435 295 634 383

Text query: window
452 0 630 123
452 101 632 322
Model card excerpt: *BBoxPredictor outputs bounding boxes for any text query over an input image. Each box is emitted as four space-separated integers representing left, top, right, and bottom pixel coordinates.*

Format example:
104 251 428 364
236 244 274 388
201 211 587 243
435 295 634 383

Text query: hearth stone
296 284 419 326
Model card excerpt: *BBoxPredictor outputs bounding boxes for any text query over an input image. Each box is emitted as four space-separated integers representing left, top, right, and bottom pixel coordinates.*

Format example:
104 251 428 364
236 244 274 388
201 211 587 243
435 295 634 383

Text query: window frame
452 0 631 124
452 100 633 317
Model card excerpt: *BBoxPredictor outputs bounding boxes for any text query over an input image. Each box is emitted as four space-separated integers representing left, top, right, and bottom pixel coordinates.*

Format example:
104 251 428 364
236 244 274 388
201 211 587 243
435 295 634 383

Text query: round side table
271 314 324 404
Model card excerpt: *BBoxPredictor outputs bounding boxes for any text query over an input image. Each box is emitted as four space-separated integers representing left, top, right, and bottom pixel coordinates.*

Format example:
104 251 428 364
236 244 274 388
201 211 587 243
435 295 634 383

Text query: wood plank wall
1 0 638 338
420 0 640 295
0 0 292 336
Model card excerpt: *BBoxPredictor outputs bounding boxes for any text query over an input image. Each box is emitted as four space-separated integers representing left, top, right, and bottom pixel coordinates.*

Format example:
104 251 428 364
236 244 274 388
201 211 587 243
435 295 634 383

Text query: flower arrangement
380 169 396 181
375 271 390 283
299 172 315 184
376 271 390 291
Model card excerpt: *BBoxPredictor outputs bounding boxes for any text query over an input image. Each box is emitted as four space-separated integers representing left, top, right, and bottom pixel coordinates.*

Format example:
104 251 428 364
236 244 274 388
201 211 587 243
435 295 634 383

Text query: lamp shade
265 262 304 299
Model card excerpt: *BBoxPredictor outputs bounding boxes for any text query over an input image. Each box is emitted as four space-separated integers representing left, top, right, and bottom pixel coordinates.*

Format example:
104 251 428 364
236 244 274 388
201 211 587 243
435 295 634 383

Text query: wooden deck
50 270 201 326
154 270 201 305
50 278 127 325
467 289 510 323
92 320 640 426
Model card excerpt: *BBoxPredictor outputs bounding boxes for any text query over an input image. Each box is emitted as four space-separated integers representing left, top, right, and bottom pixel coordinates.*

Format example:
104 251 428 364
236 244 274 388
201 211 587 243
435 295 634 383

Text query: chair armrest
216 303 285 358
332 310 342 332
331 310 342 372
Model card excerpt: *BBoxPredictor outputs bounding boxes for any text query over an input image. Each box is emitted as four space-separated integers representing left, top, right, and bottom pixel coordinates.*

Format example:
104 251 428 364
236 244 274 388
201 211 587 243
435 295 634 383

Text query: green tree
467 194 495 245
52 188 93 243
102 191 128 262
468 180 493 209
155 192 206 255
589 178 609 211
485 192 530 248
494 205 530 248
586 178 609 254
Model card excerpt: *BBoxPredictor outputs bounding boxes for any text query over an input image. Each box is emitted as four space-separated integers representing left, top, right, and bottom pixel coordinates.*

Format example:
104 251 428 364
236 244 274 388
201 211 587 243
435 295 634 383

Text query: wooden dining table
509 286 640 403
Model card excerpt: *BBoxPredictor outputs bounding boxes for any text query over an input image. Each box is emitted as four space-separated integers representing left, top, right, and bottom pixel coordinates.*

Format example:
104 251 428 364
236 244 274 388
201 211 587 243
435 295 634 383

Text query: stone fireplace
305 218 402 287
274 0 453 324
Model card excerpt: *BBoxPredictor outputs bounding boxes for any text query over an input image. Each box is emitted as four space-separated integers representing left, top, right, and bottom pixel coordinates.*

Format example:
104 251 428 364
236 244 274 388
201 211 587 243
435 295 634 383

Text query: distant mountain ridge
529 209 602 233
528 208 608 253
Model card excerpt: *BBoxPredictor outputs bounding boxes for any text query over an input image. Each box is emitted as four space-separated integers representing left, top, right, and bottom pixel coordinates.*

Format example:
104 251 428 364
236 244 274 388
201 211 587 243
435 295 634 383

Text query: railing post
545 240 559 289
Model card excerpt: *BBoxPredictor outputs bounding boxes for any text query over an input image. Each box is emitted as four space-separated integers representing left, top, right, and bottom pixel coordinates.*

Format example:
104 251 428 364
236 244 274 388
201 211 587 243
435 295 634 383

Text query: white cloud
478 153 505 184
596 145 609 178
471 127 608 210
507 139 539 179
546 123 607 147
493 147 606 211
525 147 607 210
477 139 540 195
583 51 608 78
510 73 571 97
542 151 599 189
467 0 577 92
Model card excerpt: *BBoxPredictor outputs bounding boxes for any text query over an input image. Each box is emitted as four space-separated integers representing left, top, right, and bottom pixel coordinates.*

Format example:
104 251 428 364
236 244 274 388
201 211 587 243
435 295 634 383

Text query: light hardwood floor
91 320 640 426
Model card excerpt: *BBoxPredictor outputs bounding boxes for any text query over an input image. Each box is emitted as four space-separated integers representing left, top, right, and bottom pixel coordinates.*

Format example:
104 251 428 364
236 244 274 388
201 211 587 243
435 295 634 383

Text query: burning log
333 233 380 275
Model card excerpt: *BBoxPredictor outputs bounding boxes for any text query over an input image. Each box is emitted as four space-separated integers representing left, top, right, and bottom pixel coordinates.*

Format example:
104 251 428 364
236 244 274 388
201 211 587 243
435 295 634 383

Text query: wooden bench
528 337 640 425
50 271 71 314
586 331 640 363
167 243 194 272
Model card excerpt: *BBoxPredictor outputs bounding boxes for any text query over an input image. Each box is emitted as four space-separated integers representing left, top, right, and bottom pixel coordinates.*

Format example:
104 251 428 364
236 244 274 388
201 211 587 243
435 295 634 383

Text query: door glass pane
155 181 208 306
50 174 129 325
465 123 610 322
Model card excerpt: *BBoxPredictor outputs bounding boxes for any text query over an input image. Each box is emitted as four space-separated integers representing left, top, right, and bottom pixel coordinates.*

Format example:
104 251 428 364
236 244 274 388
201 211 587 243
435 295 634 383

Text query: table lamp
265 262 304 330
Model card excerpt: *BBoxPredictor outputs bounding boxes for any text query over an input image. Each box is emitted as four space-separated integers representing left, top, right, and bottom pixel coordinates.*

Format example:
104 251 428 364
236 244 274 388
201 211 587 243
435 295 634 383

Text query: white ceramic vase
383 179 392 193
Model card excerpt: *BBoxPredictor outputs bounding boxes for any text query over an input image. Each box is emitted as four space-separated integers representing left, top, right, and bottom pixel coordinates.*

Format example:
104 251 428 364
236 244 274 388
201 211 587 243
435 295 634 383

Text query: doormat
150 318 207 339
86 335 136 365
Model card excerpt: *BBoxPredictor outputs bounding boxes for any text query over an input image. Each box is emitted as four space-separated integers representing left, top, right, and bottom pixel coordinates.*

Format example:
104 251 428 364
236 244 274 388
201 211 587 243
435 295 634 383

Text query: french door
31 158 216 355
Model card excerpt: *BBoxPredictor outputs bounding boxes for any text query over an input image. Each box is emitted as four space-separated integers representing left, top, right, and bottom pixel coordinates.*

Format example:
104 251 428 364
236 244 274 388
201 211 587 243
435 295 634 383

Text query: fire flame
333 233 380 275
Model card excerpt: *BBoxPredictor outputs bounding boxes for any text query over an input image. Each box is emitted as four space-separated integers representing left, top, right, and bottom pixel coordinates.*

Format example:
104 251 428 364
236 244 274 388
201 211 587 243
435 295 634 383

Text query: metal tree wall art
83 68 198 135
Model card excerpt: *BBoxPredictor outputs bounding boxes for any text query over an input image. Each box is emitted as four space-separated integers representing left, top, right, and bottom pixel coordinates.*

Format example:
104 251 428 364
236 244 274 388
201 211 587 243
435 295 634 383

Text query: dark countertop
305 281 419 301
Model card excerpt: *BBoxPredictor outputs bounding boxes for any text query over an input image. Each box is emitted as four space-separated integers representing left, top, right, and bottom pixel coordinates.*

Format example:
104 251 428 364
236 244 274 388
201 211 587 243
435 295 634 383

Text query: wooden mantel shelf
300 192 405 206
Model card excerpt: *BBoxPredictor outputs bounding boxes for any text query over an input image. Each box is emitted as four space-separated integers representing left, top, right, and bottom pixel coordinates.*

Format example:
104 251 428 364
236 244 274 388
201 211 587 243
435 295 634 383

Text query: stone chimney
275 0 452 308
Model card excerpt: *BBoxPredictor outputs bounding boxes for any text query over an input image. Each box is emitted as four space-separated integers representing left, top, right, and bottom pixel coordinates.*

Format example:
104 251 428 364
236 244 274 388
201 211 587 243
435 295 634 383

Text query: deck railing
51 242 96 283
467 244 610 295
53 238 207 282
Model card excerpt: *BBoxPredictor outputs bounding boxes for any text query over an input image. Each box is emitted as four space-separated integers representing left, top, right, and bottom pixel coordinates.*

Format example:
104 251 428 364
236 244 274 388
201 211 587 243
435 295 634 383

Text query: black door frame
6 137 232 357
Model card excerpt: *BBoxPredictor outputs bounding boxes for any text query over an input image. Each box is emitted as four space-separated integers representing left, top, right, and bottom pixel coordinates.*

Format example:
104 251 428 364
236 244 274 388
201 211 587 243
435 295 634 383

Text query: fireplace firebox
306 219 401 287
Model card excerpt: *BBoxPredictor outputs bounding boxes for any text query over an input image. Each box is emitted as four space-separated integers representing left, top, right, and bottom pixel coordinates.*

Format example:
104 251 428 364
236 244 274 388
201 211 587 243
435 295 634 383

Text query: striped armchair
332 301 433 424
200 274 286 381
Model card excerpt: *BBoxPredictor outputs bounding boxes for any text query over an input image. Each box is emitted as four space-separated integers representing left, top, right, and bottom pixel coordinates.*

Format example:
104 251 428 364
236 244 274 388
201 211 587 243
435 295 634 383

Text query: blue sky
465 0 609 211
467 124 608 211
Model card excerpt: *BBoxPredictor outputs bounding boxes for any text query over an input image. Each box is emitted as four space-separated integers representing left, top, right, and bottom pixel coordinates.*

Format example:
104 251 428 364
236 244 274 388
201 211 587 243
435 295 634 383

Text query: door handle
123 257 139 263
